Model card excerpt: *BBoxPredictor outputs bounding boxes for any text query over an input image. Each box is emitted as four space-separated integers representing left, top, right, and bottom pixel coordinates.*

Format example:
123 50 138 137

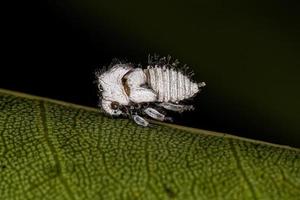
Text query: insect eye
111 101 120 110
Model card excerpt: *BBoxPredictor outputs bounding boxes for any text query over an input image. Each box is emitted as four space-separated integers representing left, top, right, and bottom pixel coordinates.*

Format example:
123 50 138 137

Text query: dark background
1 0 300 147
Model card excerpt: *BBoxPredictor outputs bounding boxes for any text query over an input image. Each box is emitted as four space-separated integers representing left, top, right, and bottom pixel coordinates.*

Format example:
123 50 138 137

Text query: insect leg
132 114 149 127
144 107 172 122
157 102 194 113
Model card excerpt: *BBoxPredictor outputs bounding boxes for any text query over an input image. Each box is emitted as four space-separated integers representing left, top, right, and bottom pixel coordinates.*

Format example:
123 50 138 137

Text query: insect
96 55 206 126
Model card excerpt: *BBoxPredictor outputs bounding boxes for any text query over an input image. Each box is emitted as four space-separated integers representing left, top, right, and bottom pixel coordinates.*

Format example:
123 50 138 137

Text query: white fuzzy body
97 60 205 119
145 65 200 103
98 64 131 105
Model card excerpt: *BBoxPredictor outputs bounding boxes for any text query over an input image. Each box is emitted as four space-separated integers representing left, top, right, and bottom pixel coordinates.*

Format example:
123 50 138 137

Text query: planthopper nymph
96 55 206 126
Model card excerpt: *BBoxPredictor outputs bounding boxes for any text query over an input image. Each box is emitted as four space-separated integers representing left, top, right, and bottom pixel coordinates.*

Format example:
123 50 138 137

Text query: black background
1 0 300 147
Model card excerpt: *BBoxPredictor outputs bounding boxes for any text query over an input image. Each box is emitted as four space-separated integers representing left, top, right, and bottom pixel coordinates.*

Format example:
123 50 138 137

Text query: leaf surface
0 89 299 200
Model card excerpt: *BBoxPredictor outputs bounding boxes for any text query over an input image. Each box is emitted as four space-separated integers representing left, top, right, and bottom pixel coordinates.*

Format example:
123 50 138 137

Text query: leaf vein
39 101 76 200
229 140 258 200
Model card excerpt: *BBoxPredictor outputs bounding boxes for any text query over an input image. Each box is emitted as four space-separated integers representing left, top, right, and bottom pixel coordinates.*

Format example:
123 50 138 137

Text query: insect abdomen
145 66 200 103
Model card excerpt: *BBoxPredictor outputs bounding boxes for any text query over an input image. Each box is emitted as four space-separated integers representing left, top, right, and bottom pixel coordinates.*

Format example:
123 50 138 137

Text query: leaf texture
0 89 299 200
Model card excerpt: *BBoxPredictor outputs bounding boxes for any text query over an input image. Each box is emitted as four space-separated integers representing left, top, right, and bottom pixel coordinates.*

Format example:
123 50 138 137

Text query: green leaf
0 88 299 200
